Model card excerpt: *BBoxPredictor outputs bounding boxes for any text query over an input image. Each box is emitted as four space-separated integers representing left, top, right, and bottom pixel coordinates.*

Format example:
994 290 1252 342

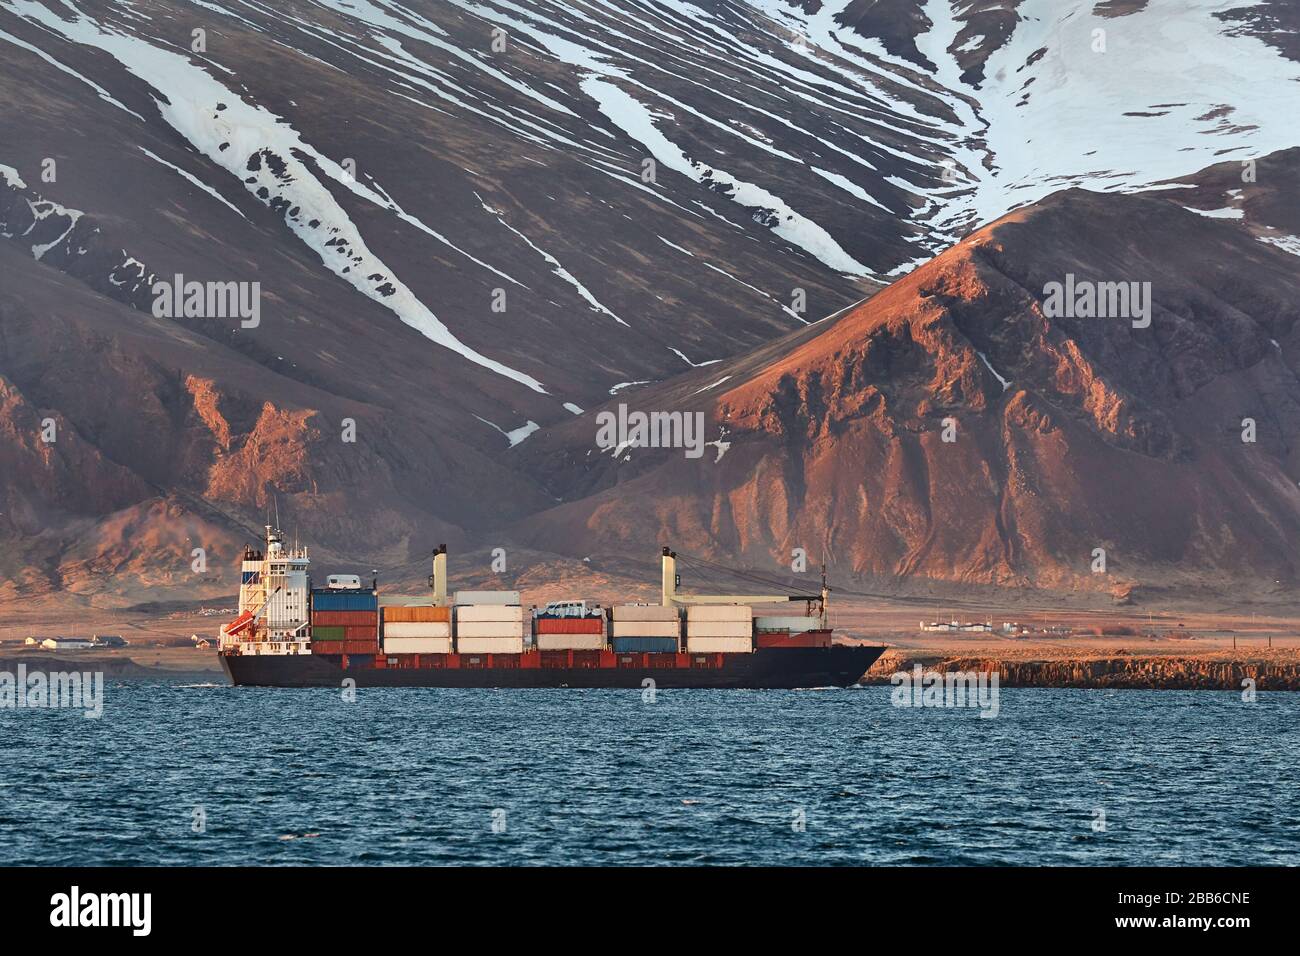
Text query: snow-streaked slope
2 0 1298 423
7 0 548 393
967 0 1300 225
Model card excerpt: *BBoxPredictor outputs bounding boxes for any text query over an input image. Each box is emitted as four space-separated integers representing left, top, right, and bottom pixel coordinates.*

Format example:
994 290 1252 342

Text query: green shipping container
312 626 346 641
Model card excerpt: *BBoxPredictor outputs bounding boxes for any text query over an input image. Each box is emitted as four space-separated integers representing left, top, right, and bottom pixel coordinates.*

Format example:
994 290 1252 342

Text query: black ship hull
220 645 885 689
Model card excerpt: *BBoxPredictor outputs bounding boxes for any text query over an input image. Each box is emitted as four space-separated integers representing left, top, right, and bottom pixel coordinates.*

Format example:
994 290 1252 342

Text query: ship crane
660 547 830 629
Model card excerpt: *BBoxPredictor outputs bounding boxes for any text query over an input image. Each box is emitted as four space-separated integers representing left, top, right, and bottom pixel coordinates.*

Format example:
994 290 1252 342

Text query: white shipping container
611 604 679 622
611 620 680 638
384 637 452 654
457 636 525 654
686 636 753 654
754 616 820 633
685 604 753 622
383 621 452 638
456 604 525 623
537 633 605 651
453 590 521 606
686 620 753 638
456 621 527 638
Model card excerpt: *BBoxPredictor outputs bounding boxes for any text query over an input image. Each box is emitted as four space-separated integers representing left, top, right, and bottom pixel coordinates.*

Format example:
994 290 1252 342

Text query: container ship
218 527 883 688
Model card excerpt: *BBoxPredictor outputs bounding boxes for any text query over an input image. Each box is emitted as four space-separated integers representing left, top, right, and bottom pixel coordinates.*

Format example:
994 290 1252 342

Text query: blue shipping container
311 591 378 611
611 636 679 653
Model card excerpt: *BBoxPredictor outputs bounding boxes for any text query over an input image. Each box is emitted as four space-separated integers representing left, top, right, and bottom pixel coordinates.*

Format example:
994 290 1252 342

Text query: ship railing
221 639 312 656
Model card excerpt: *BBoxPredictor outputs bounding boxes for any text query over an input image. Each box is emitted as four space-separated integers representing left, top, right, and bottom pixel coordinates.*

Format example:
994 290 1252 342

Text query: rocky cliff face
515 186 1300 600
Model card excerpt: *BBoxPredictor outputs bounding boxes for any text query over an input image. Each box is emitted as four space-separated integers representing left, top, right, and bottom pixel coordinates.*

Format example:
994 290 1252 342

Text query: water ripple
0 684 1296 865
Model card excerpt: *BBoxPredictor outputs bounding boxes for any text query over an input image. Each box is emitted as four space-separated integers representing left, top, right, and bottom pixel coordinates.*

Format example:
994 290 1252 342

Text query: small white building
40 637 95 650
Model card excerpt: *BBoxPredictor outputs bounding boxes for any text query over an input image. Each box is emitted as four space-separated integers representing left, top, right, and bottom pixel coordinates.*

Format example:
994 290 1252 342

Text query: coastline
4 598 1300 690
862 649 1300 691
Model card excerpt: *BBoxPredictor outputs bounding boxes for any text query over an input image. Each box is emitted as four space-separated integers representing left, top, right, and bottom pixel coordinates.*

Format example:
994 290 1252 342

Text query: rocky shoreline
864 652 1300 691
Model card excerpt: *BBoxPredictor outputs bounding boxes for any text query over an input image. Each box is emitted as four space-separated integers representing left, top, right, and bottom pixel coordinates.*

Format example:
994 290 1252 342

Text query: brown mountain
3 2 1300 608
513 185 1300 603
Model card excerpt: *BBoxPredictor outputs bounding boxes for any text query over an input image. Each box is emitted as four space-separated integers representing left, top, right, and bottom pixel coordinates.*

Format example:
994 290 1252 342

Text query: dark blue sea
3 682 1297 865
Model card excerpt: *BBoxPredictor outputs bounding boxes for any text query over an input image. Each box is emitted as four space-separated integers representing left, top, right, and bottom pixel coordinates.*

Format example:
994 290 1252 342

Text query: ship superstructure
220 526 311 655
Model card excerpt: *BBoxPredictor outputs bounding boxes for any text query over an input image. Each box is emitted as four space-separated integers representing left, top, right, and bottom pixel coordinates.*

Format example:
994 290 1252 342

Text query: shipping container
611 636 679 653
343 626 377 640
456 621 526 638
456 604 525 623
384 636 452 654
535 618 603 635
755 630 831 648
611 604 678 622
311 591 378 612
312 610 378 627
456 636 525 654
341 640 381 654
685 620 753 638
611 620 679 639
685 636 753 653
536 633 605 651
536 600 603 619
754 615 821 633
685 604 752 622
311 626 346 641
382 605 451 623
453 590 520 606
382 621 452 638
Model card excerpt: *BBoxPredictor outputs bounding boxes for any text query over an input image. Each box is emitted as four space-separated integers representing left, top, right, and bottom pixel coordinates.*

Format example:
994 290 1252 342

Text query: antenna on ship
819 555 830 630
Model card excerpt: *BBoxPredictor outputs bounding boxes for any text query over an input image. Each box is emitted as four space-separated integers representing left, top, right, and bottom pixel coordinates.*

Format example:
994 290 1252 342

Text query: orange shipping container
383 606 451 623
535 618 604 634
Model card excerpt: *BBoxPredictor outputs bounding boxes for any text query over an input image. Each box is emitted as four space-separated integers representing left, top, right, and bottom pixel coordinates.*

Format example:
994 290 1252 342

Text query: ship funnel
431 544 448 606
661 547 677 607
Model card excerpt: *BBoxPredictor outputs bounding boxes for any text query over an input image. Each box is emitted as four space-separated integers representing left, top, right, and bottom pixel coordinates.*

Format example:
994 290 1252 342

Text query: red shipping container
535 618 604 635
342 640 380 654
343 626 376 640
755 630 832 648
313 611 378 627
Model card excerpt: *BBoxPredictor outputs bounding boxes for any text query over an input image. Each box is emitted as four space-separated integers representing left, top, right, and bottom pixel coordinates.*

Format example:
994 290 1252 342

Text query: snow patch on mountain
0 24 145 121
581 75 873 278
138 146 246 219
477 415 541 447
7 0 546 394
969 0 1300 224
